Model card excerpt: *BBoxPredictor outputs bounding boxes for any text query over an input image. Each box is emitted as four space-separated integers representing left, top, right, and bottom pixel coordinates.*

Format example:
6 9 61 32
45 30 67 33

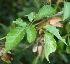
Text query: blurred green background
0 0 70 64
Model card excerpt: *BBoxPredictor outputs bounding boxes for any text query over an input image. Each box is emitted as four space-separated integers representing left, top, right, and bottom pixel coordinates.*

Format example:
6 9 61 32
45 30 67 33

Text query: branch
23 11 64 23
0 37 6 40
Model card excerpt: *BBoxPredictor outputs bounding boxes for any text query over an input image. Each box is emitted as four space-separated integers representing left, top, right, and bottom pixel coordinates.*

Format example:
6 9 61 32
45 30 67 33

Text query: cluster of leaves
0 0 70 64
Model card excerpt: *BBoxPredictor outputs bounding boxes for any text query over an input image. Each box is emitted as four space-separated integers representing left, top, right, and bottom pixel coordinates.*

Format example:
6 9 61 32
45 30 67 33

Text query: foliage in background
0 0 70 64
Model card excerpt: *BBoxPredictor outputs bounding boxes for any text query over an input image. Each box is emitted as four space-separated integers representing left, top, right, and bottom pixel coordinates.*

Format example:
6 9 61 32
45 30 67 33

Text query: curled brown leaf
1 53 13 63
46 0 51 3
38 45 43 57
49 17 63 27
32 44 38 52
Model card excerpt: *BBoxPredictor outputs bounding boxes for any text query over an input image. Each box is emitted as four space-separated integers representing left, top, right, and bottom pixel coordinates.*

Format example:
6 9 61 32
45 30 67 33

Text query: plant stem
0 37 6 40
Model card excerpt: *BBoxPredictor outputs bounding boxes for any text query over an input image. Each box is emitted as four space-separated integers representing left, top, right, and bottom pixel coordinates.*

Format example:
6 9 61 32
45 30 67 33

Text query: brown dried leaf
1 53 13 63
49 17 63 27
46 0 51 3
0 45 5 56
38 45 43 57
56 0 63 5
0 45 13 63
25 45 30 48
39 29 43 35
36 34 44 45
32 44 38 52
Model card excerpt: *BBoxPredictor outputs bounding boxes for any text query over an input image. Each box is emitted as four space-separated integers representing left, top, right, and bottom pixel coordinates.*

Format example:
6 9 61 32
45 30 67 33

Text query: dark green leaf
57 35 67 54
66 21 70 33
57 40 64 53
60 54 68 63
66 45 70 53
26 25 37 43
44 25 67 45
44 32 56 62
4 27 25 54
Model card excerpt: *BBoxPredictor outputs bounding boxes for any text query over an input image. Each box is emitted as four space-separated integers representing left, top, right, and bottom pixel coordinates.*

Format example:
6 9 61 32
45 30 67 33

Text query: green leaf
32 56 39 64
4 27 25 54
59 54 68 63
66 45 70 53
44 25 67 45
28 12 35 22
13 18 27 27
57 40 64 53
57 35 67 54
66 35 70 53
63 2 70 20
36 5 56 19
66 21 70 33
44 32 56 62
26 25 37 43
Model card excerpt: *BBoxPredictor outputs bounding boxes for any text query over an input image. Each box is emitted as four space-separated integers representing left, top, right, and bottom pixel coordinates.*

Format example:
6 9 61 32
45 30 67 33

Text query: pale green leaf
4 27 25 54
13 18 27 27
36 5 56 19
44 25 67 45
28 12 35 22
63 2 70 20
44 32 56 62
26 25 37 43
